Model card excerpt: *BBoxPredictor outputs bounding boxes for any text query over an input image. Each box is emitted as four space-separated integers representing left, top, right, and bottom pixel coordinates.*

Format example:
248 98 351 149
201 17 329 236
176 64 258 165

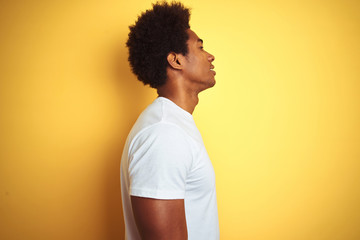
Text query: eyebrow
197 38 203 44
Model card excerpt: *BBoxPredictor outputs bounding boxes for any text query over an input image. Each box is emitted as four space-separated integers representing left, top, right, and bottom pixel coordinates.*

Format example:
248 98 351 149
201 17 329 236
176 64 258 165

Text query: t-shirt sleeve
128 123 193 199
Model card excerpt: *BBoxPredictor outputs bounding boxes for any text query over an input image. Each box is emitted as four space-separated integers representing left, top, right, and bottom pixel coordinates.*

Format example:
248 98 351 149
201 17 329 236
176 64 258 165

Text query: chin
202 81 215 92
198 78 216 92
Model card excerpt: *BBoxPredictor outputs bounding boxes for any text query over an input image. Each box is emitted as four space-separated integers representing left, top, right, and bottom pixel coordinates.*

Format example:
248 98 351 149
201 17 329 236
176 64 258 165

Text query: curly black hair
126 1 191 88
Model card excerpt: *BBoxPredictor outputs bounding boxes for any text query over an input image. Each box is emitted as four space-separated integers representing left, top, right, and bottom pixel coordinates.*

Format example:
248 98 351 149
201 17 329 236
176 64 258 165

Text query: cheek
188 60 200 73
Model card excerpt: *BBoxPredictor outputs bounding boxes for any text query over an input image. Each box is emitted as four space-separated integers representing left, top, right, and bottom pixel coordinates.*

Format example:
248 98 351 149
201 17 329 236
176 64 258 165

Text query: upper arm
129 124 193 199
129 125 192 239
131 196 187 240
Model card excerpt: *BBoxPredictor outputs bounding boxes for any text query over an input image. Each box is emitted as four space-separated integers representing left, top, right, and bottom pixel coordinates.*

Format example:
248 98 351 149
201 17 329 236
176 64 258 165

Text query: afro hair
126 1 191 88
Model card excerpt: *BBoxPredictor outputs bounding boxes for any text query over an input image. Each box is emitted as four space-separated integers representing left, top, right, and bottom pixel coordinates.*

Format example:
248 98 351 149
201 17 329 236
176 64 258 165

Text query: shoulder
130 122 193 153
128 122 194 190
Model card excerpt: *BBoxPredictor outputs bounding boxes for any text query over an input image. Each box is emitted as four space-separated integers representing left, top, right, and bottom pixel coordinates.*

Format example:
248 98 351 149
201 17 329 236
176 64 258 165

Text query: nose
208 52 215 62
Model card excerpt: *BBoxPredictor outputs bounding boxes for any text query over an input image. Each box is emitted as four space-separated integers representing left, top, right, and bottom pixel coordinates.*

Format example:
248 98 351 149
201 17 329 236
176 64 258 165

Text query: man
120 2 219 239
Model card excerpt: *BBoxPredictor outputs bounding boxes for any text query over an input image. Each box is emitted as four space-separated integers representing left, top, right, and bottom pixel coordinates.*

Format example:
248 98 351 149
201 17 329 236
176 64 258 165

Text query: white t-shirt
120 97 219 240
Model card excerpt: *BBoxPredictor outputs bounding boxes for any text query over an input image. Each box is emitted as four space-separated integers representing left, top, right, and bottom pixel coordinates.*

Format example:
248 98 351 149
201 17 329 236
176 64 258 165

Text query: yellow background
1 0 359 239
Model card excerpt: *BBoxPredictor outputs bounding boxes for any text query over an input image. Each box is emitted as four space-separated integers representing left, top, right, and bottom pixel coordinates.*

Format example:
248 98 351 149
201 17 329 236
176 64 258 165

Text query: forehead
186 29 202 43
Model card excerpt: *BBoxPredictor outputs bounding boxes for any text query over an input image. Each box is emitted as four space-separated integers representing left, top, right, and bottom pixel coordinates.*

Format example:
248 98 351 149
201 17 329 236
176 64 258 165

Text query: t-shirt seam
157 97 193 120
133 97 197 144
129 121 198 153
128 121 198 174
130 187 185 196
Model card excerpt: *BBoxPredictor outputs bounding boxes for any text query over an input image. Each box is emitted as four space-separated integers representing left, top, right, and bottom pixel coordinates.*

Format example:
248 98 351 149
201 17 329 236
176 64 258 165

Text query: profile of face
181 29 216 92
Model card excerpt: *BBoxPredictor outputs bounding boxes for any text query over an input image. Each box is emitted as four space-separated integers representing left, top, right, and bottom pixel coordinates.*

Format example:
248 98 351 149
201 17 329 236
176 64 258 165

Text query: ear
167 52 183 70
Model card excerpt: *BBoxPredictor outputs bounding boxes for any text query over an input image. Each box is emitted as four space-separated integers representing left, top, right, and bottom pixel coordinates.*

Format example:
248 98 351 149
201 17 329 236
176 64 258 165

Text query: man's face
181 29 216 92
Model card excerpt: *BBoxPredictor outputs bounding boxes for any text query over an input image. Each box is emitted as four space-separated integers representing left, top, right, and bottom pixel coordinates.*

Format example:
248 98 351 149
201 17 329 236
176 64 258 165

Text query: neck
157 87 199 115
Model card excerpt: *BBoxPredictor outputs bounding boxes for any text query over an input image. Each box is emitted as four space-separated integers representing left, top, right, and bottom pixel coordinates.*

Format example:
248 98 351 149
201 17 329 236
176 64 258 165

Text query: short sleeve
128 123 193 199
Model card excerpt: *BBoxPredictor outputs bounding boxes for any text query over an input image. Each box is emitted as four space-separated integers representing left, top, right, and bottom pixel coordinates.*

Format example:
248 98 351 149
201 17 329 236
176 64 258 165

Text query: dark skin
157 29 216 114
131 28 215 239
131 197 187 240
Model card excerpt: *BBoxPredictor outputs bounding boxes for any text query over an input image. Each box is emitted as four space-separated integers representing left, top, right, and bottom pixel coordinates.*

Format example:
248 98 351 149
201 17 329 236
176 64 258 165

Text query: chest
185 146 216 197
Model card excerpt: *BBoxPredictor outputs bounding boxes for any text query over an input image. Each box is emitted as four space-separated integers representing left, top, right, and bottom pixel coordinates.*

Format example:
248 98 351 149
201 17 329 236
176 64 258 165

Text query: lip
210 65 216 75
